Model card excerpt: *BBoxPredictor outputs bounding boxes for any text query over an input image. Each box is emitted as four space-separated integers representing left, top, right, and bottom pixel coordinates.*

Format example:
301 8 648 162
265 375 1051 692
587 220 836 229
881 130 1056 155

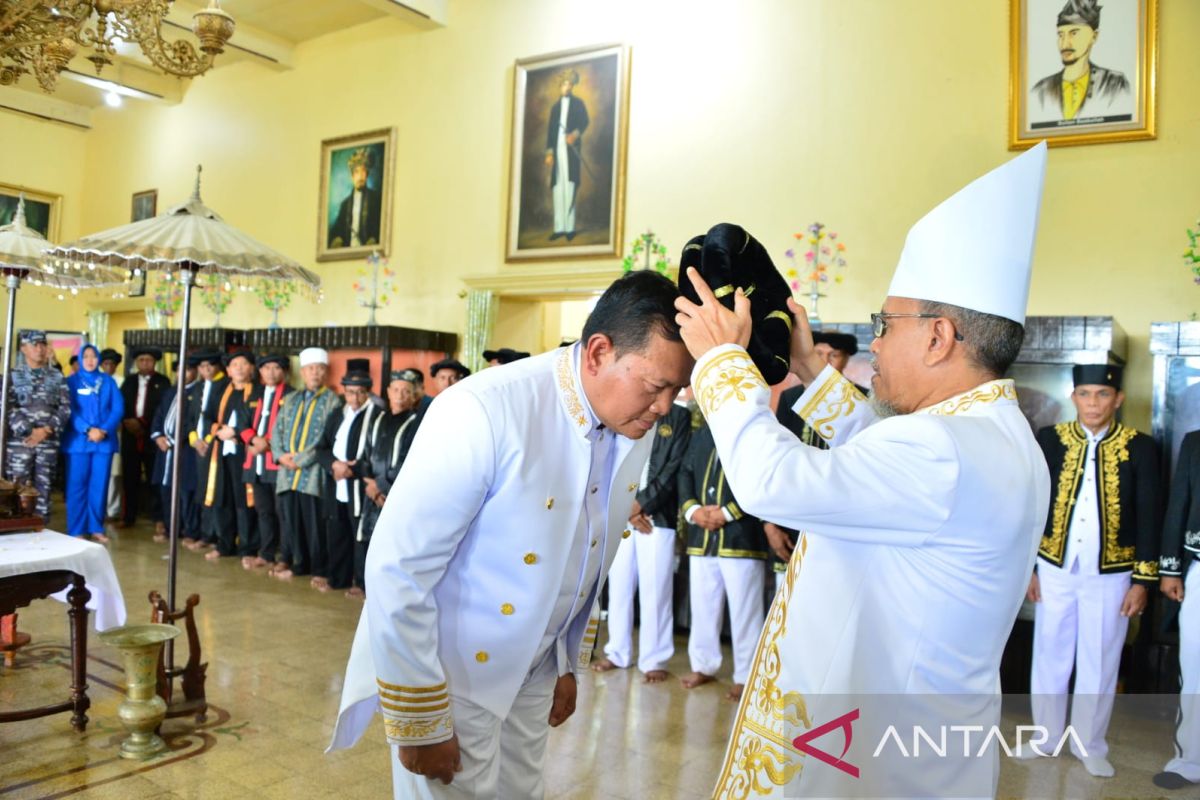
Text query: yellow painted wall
4 0 1195 426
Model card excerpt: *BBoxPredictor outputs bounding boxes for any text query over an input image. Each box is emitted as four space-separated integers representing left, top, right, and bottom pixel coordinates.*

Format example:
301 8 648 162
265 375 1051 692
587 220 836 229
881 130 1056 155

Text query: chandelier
0 0 236 93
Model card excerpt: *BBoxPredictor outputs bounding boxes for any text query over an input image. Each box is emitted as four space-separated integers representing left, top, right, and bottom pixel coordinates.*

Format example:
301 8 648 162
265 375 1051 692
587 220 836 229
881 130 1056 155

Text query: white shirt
221 408 239 457
333 403 366 503
350 190 363 247
195 379 215 438
255 385 276 476
135 374 149 418
1060 423 1109 575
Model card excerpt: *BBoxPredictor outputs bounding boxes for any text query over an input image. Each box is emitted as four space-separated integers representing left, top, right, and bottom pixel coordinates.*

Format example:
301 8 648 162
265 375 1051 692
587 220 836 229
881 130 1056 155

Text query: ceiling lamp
0 0 235 93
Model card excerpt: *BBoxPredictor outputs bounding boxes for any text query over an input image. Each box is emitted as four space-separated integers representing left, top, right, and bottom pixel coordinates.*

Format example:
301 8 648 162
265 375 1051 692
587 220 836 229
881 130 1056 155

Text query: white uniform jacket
330 346 653 750
692 345 1050 798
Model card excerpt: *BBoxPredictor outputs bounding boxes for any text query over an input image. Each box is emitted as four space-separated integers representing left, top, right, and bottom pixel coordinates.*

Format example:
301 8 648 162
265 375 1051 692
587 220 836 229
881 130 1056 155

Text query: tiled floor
0 520 1191 799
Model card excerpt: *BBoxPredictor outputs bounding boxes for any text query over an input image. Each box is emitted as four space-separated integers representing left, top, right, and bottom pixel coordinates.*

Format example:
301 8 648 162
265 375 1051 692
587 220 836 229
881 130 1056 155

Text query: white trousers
602 526 676 672
390 673 556 799
1165 560 1200 781
1030 565 1130 759
687 555 765 685
551 132 575 235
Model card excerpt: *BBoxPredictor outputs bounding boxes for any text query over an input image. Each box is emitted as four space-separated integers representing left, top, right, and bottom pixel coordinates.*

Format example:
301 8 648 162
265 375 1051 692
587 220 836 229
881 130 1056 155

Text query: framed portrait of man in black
506 43 630 262
317 127 395 262
1010 0 1157 149
0 183 60 240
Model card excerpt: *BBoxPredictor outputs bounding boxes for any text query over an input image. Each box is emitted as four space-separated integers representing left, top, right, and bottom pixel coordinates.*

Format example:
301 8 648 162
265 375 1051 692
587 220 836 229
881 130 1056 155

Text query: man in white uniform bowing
673 143 1051 797
328 270 693 798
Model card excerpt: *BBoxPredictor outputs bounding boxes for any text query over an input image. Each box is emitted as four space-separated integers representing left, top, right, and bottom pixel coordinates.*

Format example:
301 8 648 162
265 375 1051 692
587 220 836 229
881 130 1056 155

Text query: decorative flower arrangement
354 251 396 326
784 222 848 323
1186 218 1200 284
152 272 184 323
198 276 233 326
254 279 294 329
622 230 670 275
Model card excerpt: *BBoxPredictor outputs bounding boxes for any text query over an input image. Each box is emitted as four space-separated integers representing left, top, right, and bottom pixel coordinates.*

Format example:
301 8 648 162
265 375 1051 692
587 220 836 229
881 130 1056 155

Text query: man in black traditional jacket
238 354 292 570
677 421 767 701
1155 430 1200 789
150 355 200 543
119 345 170 532
354 369 423 597
315 367 381 593
593 399 692 682
1025 364 1162 778
203 349 259 561
183 351 226 550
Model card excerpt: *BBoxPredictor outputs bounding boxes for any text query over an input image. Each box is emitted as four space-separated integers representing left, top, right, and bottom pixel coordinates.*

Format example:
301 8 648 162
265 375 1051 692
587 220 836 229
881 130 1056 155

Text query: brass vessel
98 624 182 759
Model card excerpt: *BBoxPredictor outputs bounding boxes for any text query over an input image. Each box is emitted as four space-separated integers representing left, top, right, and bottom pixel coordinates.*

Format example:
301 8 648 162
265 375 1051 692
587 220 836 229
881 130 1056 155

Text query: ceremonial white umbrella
0 195 124 476
48 168 321 621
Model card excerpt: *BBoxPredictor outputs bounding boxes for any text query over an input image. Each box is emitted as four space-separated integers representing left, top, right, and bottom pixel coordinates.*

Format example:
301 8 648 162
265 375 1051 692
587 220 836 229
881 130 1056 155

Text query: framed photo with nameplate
1009 0 1157 149
506 43 630 262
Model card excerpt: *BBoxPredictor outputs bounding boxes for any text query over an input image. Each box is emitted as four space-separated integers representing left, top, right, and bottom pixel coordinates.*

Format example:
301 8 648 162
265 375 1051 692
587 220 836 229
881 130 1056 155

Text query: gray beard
868 390 902 419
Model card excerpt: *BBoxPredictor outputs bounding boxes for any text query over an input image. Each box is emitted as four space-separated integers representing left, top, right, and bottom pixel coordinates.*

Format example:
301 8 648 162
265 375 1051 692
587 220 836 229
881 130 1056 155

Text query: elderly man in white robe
673 143 1051 797
328 270 693 798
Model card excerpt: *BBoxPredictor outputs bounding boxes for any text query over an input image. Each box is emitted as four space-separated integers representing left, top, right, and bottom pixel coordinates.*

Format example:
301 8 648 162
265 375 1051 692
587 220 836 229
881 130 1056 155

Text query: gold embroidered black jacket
1035 421 1162 583
678 424 767 559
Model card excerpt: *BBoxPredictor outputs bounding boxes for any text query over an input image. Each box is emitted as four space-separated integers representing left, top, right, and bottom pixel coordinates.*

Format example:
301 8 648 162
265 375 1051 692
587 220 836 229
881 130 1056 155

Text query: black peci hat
99 348 122 366
256 353 290 370
430 358 471 379
341 370 373 388
812 330 859 356
223 348 256 367
130 345 164 361
679 223 794 385
482 347 531 364
1073 364 1123 390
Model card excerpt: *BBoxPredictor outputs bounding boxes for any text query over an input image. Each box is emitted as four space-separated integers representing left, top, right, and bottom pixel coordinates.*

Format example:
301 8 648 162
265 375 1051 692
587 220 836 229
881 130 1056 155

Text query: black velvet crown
678 223 794 385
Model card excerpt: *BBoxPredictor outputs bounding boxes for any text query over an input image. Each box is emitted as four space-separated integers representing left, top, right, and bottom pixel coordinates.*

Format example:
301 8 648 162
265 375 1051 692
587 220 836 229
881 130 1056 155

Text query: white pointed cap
888 141 1047 324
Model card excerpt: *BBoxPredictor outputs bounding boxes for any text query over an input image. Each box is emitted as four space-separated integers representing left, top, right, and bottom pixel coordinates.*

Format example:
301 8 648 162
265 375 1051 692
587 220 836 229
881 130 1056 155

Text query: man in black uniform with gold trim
1024 364 1162 777
677 420 767 700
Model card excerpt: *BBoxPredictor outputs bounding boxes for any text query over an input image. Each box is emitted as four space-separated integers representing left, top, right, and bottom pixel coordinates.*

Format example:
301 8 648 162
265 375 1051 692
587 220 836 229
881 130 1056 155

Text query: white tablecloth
0 530 127 631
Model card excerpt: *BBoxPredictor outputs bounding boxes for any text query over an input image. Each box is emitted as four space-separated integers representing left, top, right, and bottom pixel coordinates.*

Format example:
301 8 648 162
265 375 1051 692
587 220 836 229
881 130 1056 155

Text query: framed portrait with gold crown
317 127 396 262
1010 0 1157 149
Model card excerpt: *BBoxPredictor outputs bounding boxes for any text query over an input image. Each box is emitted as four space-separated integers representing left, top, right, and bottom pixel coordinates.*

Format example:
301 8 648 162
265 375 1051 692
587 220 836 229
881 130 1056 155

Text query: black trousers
251 478 280 561
353 534 371 593
158 482 199 541
208 455 257 557
278 490 322 576
121 432 161 525
327 500 355 590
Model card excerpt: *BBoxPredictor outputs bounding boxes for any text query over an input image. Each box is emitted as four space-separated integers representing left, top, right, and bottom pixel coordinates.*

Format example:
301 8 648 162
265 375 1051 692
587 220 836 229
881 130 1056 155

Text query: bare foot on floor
591 657 623 673
152 533 167 543
310 577 331 593
271 568 293 580
345 587 365 599
680 672 716 689
643 670 670 684
90 533 110 544
204 549 223 561
726 683 744 701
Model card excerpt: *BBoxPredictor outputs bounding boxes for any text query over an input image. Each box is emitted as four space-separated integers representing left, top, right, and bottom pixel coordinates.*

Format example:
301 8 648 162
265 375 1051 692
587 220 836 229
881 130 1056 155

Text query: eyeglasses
871 312 964 341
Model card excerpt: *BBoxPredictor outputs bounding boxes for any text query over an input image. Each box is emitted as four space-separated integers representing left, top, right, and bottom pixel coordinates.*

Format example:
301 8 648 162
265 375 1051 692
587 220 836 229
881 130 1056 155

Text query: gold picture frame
0 182 61 241
131 188 157 221
1009 0 1157 149
506 43 630 262
316 127 396 262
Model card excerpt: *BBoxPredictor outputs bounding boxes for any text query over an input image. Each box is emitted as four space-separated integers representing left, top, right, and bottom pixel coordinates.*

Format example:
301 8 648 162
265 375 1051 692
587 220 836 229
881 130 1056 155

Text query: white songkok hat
299 347 329 367
888 141 1047 325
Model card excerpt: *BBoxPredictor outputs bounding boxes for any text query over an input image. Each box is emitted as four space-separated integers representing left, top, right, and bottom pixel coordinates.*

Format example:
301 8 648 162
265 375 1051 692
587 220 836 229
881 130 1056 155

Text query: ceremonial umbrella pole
48 169 320 707
0 195 124 489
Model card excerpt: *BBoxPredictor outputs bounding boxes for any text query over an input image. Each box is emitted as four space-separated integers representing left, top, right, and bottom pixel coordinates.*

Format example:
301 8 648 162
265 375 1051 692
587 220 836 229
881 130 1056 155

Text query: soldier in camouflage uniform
6 330 71 520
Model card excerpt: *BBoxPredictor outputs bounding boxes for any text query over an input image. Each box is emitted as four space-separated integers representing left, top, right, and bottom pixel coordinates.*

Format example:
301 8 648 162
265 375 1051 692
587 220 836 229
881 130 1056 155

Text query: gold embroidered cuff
1132 560 1159 582
693 347 767 418
797 369 866 441
578 619 600 669
379 680 454 745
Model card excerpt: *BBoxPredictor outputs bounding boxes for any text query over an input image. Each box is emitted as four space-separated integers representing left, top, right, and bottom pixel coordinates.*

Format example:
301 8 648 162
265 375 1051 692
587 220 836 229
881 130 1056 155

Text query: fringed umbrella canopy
0 194 125 288
46 168 321 291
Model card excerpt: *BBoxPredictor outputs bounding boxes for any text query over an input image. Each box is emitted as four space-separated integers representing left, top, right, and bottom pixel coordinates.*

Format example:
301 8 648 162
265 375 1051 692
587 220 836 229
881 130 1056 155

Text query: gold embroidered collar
555 345 597 440
916 379 1018 417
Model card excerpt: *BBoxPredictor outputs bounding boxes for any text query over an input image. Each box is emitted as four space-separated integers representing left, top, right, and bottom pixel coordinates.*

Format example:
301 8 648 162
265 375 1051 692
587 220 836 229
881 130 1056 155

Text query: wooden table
0 570 91 731
0 532 127 732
